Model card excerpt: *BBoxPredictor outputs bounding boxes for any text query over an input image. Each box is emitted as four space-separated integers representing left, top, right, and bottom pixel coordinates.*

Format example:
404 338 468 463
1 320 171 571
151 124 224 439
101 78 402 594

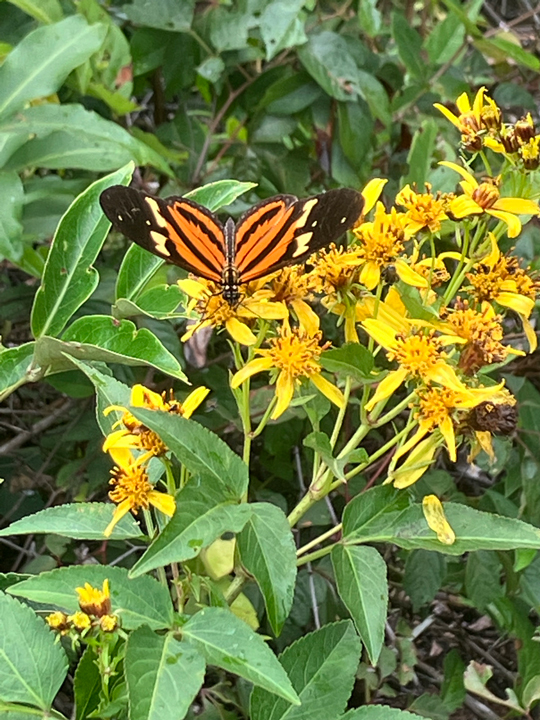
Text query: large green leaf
130 475 252 577
9 566 174 631
6 0 63 23
391 12 427 80
0 503 142 540
113 285 186 321
237 502 297 636
0 171 24 261
0 15 106 121
58 315 187 382
260 0 307 61
182 607 300 704
124 0 195 32
250 621 361 720
0 342 36 402
332 545 387 664
298 31 361 101
401 119 438 188
0 104 172 175
0 593 68 709
30 163 133 339
130 408 249 497
125 626 205 720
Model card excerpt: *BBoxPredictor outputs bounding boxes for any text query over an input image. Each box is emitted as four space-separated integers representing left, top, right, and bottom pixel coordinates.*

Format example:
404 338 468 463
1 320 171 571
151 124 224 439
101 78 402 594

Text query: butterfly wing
234 188 364 283
99 186 226 283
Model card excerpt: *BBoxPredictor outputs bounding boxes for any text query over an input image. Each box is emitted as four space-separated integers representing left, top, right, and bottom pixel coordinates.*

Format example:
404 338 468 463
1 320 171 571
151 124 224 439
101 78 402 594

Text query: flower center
472 181 500 209
389 331 446 377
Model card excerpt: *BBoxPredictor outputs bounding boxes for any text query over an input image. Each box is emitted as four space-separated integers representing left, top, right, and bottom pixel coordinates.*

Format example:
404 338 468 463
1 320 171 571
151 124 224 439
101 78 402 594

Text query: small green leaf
475 36 540 72
74 646 100 720
321 343 374 380
185 179 258 211
0 342 36 402
6 0 63 23
260 0 307 61
298 31 361 101
130 408 248 497
0 503 142 540
0 15 106 121
125 0 195 32
130 475 251 577
332 545 387 664
114 285 186 320
115 245 165 302
9 566 174 631
237 503 297 636
401 119 438 188
30 163 133 339
391 13 426 80
0 593 68 709
125 626 206 720
250 620 361 720
343 708 425 720
403 549 446 611
183 607 300 704
0 171 24 262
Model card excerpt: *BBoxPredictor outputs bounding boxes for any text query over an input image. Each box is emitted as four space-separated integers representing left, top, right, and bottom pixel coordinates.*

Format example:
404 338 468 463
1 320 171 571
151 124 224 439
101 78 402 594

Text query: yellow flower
361 319 468 412
178 277 287 345
104 447 176 537
519 136 540 171
434 86 501 150
104 383 210 458
76 579 111 617
441 161 539 238
46 611 69 632
100 615 118 632
68 612 92 631
395 184 451 233
422 495 456 545
230 323 344 419
466 234 539 351
360 177 388 216
265 266 320 335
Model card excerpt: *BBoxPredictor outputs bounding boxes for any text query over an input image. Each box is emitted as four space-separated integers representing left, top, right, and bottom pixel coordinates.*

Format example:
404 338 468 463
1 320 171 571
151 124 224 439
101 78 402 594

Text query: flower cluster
46 579 118 637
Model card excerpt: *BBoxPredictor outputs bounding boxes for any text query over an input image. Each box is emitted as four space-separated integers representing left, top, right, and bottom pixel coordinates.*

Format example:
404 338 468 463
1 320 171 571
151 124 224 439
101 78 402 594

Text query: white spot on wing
296 198 318 228
118 215 123 221
146 197 168 228
150 230 170 256
293 231 313 257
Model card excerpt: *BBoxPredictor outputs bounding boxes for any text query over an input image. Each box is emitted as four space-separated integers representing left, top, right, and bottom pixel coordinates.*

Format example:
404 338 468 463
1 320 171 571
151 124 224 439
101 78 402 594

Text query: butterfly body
100 186 364 305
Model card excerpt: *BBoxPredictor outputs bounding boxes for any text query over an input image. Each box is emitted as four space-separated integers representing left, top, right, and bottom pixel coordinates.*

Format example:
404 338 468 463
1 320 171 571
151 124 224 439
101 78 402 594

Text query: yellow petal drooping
422 495 456 545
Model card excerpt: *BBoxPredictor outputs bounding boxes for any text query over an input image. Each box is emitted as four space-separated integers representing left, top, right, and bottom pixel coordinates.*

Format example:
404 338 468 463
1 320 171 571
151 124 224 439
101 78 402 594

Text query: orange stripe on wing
235 203 294 269
168 205 226 270
240 220 302 282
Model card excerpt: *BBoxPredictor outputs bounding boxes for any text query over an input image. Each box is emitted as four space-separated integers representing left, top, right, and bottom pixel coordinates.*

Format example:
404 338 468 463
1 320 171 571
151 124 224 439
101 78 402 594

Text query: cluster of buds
46 579 118 639
435 87 540 170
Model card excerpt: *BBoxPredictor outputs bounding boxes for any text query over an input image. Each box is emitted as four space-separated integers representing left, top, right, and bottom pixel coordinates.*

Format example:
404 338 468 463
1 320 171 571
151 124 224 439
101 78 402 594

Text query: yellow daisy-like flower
104 447 176 537
361 318 468 412
434 86 501 150
68 612 92 632
395 184 451 233
441 161 539 238
100 615 118 632
422 495 456 545
466 234 539 351
178 277 287 346
519 135 540 171
46 611 69 632
265 265 320 336
230 322 344 419
104 383 210 458
76 579 111 617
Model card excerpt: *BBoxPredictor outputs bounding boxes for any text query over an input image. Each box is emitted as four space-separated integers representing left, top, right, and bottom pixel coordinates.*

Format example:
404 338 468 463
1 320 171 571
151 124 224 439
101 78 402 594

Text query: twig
0 399 74 457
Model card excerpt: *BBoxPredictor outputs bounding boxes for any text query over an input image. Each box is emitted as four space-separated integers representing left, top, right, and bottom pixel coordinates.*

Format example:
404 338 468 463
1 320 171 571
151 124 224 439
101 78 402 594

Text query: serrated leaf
9 566 173 631
56 315 187 381
0 342 36 402
125 626 205 720
332 545 387 664
183 607 299 704
0 503 141 540
250 620 361 720
342 707 425 719
237 503 297 636
130 408 248 497
130 475 252 577
0 16 106 121
0 593 68 709
30 164 133 339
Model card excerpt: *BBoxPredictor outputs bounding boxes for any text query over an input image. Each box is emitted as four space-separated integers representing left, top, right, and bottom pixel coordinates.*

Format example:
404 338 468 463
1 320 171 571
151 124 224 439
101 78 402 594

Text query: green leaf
391 13 426 80
403 549 446 611
465 550 503 611
115 245 165 302
130 475 251 577
125 0 195 32
0 503 142 540
0 342 36 402
114 285 186 320
130 408 249 497
250 620 361 720
74 646 100 720
332 545 387 664
260 0 307 61
184 179 258 211
342 708 425 720
125 626 206 720
30 163 133 339
475 36 540 72
0 104 172 175
343 498 540 554
424 12 465 65
209 7 255 52
6 0 63 23
0 171 24 261
183 607 300 704
0 593 68 709
356 72 391 127
401 119 438 188
321 343 374 380
298 31 361 101
58 315 187 382
9 566 174 631
0 15 106 121
237 503 297 636
357 0 381 37
63 357 131 436
337 101 374 172
341 485 411 537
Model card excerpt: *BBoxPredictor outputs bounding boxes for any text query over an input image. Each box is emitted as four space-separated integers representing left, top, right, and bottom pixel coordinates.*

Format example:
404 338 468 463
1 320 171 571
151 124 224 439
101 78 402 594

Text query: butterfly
99 186 364 305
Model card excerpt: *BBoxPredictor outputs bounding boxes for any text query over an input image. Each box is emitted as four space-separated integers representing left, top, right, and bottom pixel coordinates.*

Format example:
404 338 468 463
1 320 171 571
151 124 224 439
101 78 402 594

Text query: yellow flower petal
439 416 456 462
177 278 208 299
495 291 535 317
394 426 429 461
103 428 130 453
487 209 521 238
360 261 381 290
272 372 295 419
148 490 176 517
425 363 467 393
393 434 439 489
493 197 539 215
230 357 274 388
422 495 456 545
345 312 359 343
131 384 166 410
311 373 345 409
181 386 210 418
394 258 429 288
104 499 132 537
440 161 477 186
225 317 257 345
365 367 408 412
433 103 461 129
238 300 288 320
362 318 398 349
457 90 473 114
362 178 388 214
522 315 538 352
292 298 320 335
449 195 482 218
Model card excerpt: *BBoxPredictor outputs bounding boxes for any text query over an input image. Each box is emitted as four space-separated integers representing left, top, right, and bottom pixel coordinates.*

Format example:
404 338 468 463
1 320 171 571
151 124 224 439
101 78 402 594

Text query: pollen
388 330 446 376
395 184 450 233
109 463 155 513
260 328 327 380
471 179 501 209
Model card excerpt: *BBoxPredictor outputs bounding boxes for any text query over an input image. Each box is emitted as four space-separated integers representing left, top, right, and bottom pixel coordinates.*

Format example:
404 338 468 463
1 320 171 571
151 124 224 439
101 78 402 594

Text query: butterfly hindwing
235 188 364 283
99 186 225 282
